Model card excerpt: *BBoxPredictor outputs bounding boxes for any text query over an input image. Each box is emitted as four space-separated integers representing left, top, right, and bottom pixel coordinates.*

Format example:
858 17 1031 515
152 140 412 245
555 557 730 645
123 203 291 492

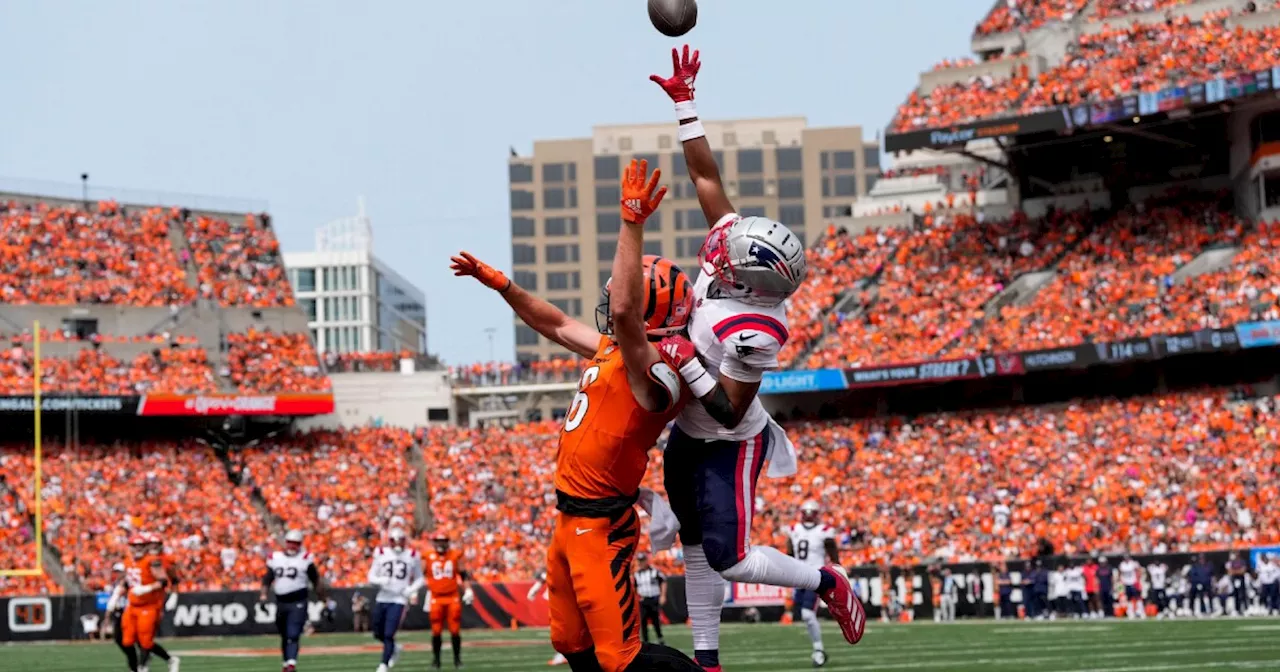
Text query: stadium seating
953 198 1247 354
0 200 194 306
802 209 1087 369
237 427 419 586
0 442 274 592
1092 0 1193 20
185 213 293 308
974 0 1090 35
226 328 329 393
895 11 1280 133
0 339 216 396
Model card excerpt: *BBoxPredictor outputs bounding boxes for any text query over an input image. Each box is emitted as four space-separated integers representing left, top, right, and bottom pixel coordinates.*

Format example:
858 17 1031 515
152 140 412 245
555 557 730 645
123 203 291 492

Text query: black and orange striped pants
546 507 641 672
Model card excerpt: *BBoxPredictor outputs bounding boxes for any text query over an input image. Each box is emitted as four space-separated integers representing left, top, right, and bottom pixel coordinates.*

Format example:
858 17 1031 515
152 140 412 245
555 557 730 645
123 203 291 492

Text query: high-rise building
283 200 427 355
508 116 880 363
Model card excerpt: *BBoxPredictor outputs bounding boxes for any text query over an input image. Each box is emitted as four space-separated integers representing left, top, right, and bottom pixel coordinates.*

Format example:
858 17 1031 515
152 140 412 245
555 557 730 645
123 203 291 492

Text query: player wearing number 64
450 158 715 671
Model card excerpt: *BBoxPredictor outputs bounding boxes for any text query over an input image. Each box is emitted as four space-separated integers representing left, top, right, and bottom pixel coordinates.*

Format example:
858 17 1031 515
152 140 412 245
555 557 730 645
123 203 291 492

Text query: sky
0 0 992 365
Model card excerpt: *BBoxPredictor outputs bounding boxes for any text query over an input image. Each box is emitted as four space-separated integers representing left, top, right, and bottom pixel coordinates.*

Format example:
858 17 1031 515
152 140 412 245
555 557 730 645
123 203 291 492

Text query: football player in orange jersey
117 534 179 672
424 534 473 669
137 533 181 672
451 159 703 671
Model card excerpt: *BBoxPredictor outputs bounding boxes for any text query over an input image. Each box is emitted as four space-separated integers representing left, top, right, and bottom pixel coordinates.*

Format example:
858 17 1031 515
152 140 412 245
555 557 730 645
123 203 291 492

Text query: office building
283 201 427 355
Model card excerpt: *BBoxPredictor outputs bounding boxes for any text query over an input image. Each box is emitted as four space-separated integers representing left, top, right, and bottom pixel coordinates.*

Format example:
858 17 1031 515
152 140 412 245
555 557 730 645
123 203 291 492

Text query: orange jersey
425 548 463 597
124 554 169 607
554 337 684 503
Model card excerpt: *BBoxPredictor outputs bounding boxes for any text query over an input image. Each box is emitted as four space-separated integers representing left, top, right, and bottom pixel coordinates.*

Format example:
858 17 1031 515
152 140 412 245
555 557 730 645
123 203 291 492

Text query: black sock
124 646 139 672
451 633 462 663
624 643 704 671
817 569 836 593
149 644 171 662
564 649 604 672
694 649 720 667
139 648 150 667
432 634 442 663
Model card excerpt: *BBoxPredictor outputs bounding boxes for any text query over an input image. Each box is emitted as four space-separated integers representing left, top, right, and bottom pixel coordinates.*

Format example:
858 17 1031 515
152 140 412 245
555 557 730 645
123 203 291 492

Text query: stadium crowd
954 197 1248 355
974 0 1089 35
226 328 329 393
0 341 216 395
0 200 194 307
4 385 1276 595
185 213 293 308
895 10 1280 133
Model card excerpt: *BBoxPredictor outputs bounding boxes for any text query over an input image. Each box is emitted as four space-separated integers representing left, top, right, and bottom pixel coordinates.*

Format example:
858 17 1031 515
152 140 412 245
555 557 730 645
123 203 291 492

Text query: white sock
719 545 821 590
801 608 823 649
683 544 726 653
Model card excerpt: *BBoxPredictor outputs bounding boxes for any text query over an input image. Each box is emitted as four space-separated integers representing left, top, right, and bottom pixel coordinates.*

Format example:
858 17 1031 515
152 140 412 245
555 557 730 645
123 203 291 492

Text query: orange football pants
546 507 641 672
429 596 462 635
121 603 161 649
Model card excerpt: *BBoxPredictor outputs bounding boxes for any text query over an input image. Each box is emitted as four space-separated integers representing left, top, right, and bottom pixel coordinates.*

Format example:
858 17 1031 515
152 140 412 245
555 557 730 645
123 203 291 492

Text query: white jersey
676 219 788 441
267 550 315 597
1148 563 1168 590
1049 570 1065 599
1066 566 1085 593
1119 560 1141 586
368 546 424 605
992 503 1011 530
1258 559 1280 585
788 522 835 570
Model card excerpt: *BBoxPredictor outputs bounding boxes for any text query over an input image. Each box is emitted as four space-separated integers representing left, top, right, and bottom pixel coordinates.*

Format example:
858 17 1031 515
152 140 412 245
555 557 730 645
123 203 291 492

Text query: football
648 0 697 37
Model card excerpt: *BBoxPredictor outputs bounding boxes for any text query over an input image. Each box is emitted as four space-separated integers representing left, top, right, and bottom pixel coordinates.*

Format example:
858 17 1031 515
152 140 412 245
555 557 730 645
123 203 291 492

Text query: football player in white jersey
787 501 840 667
650 44 864 671
1118 555 1145 619
1147 560 1169 618
1066 563 1087 618
261 530 327 672
367 528 424 672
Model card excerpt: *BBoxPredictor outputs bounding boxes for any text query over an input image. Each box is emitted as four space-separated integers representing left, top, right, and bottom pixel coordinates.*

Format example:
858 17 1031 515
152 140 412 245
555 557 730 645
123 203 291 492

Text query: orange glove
450 251 510 292
621 158 667 226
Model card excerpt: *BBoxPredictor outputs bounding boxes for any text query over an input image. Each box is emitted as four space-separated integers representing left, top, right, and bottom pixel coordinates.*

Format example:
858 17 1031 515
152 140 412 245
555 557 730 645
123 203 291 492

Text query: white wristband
678 359 716 398
678 120 706 143
675 100 698 121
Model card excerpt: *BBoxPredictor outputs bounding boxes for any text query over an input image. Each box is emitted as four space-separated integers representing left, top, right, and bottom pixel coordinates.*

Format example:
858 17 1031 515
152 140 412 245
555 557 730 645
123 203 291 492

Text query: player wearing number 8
450 159 704 671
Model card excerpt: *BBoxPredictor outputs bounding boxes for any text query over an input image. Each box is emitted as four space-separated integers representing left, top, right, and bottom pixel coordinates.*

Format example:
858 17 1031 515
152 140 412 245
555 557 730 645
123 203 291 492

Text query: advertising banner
136 393 335 416
760 369 847 395
1235 320 1280 349
884 109 1069 152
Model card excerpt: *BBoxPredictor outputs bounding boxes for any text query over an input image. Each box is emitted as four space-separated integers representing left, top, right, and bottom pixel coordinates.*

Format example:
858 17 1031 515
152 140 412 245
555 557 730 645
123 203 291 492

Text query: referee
633 552 666 645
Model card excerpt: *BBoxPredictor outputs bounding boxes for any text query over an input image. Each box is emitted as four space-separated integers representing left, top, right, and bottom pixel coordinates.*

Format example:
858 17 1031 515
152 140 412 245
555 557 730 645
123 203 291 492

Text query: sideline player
368 527 424 672
451 158 703 671
119 534 177 672
1118 555 1145 619
261 530 326 672
650 44 865 670
787 501 839 667
424 534 474 669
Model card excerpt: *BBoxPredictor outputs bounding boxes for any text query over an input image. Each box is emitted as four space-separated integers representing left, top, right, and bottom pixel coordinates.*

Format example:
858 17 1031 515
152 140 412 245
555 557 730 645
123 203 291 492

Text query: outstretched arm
613 159 680 413
451 252 599 358
652 44 734 227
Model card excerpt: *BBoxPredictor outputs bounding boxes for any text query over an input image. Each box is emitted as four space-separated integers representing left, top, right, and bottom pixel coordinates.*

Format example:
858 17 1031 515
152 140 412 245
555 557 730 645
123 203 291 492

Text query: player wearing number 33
451 159 706 671
366 528 424 672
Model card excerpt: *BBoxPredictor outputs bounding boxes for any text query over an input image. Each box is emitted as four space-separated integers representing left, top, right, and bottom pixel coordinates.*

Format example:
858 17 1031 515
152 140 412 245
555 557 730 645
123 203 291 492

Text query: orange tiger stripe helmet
596 255 694 340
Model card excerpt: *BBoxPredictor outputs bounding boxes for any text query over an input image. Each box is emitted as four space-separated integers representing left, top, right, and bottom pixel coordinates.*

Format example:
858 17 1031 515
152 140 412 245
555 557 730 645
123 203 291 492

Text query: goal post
0 320 43 578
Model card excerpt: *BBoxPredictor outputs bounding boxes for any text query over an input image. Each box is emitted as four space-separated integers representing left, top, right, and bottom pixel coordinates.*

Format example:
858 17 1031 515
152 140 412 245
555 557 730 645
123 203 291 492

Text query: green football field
7 618 1280 672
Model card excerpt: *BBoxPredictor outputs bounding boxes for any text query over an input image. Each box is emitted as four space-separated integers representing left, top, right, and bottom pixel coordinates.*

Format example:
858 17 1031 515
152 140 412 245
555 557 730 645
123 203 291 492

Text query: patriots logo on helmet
748 241 795 282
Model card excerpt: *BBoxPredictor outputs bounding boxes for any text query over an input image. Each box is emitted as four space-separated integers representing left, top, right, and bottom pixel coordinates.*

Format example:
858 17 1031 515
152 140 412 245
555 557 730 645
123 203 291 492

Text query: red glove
649 44 701 104
621 159 667 225
659 335 697 369
450 251 511 292
659 335 714 397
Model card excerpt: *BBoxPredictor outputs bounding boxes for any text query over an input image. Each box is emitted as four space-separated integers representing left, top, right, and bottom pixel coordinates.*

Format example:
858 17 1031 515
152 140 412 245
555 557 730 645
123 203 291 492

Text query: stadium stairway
1171 244 1240 283
408 442 434 533
0 477 81 593
167 216 200 292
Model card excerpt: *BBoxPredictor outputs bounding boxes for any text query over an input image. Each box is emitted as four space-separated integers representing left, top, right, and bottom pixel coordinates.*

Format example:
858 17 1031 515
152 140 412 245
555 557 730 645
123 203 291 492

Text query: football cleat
818 566 866 645
812 650 827 667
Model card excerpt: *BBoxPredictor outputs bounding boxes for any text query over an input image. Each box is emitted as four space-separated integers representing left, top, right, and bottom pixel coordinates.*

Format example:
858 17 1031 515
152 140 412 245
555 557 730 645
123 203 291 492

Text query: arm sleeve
367 553 388 586
261 563 275 592
715 316 787 382
306 563 320 586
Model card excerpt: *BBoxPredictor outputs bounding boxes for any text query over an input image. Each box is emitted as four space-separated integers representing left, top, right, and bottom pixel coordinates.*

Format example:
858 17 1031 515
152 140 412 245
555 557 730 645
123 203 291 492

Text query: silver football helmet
699 216 807 306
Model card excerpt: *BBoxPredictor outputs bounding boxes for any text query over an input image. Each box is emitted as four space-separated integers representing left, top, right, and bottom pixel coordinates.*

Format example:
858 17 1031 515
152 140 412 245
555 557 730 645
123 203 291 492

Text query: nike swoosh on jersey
576 528 592 536
738 333 755 340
